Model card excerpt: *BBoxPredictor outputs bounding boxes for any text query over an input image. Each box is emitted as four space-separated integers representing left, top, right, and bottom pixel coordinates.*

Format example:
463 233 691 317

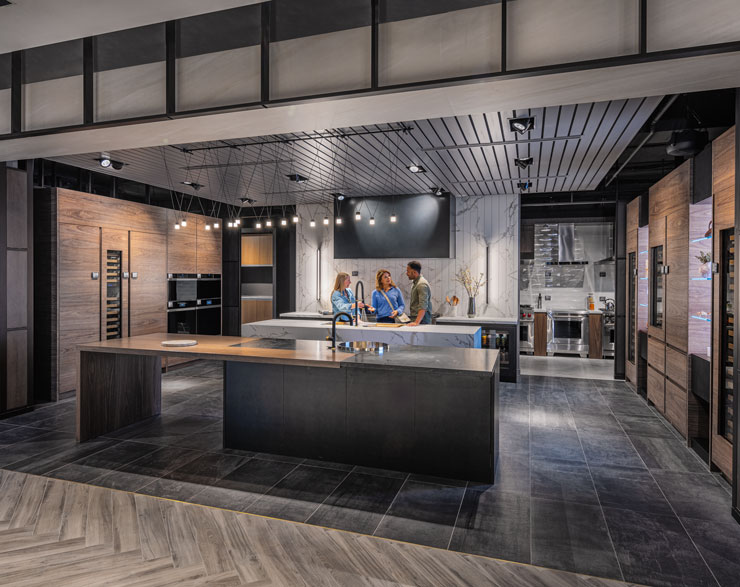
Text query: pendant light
234 218 241 225
280 218 287 226
355 210 361 221
180 219 187 227
292 214 299 223
266 219 273 227
310 219 316 227
205 223 211 231
255 221 262 229
390 213 397 223
323 216 329 225
335 217 342 225
369 217 375 226
174 222 181 230
214 222 219 229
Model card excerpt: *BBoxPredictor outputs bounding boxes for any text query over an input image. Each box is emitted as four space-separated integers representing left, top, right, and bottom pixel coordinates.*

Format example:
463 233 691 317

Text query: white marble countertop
436 316 518 325
242 319 482 348
280 311 329 318
532 309 604 314
242 295 273 301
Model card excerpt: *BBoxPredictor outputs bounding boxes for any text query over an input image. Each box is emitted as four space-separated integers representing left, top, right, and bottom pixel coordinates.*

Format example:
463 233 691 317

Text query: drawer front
665 347 688 390
647 366 665 413
648 337 665 373
665 379 687 438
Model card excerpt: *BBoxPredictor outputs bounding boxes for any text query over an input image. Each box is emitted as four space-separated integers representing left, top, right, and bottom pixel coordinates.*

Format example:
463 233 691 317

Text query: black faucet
330 312 353 349
354 280 365 327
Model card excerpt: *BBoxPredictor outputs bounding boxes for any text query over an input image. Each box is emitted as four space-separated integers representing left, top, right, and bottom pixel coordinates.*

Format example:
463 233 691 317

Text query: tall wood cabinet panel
167 210 196 274
712 126 735 480
665 209 689 352
130 231 167 336
196 216 222 274
58 223 101 395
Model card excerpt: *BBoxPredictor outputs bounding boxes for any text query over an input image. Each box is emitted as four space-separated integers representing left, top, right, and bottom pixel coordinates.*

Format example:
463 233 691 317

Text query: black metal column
614 200 627 380
221 224 241 336
0 164 7 410
501 0 507 73
165 21 177 115
733 88 740 523
370 0 379 89
83 37 94 124
10 51 22 134
261 2 271 104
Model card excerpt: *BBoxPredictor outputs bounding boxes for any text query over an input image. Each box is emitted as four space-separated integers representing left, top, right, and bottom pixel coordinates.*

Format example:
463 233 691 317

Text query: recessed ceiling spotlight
514 157 534 169
181 181 203 190
309 219 316 227
355 210 361 221
336 217 343 225
323 216 330 225
369 217 375 226
407 164 426 173
331 192 345 200
292 215 299 223
509 116 535 135
517 181 531 191
265 219 273 227
286 173 309 183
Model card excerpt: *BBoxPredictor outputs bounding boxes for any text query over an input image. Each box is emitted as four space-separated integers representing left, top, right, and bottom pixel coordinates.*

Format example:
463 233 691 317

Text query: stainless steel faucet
330 312 353 349
354 280 365 326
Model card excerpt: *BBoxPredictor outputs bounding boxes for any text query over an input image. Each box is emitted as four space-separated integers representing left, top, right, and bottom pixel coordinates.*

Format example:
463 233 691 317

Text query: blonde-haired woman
371 268 405 324
331 272 373 321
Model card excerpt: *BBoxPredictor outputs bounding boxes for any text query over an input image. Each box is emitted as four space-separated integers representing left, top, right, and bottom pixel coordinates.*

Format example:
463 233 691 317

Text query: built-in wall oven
519 305 534 354
602 311 615 357
549 310 589 357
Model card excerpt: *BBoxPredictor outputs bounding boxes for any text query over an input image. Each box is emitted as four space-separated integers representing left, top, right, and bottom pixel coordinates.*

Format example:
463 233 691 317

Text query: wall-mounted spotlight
514 157 533 169
286 173 309 183
517 181 531 191
323 216 330 225
509 116 535 135
181 181 203 190
407 164 426 173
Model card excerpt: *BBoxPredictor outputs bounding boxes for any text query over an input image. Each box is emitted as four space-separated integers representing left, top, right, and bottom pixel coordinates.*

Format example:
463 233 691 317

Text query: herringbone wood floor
0 469 637 587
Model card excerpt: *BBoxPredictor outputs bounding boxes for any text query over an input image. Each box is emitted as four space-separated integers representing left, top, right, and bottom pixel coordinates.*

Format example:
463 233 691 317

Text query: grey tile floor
1 360 739 586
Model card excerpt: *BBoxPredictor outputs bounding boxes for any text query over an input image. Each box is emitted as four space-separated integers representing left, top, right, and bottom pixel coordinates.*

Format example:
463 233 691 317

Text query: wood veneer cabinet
647 160 691 433
35 188 221 399
712 126 735 480
241 234 273 265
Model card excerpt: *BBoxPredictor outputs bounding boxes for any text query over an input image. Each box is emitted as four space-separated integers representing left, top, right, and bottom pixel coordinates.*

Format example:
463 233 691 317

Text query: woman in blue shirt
371 268 405 324
331 272 373 321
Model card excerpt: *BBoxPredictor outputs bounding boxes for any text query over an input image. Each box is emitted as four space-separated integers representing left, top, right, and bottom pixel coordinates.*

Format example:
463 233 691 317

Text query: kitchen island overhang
77 334 499 483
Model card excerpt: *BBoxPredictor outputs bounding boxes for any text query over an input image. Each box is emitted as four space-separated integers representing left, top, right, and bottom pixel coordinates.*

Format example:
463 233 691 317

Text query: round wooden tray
161 340 198 347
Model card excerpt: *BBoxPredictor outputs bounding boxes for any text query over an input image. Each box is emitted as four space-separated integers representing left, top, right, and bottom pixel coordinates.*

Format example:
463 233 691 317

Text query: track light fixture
181 181 203 190
407 164 426 173
509 116 535 135
286 173 309 183
432 187 445 196
514 157 533 169
98 156 111 168
239 197 256 204
331 192 345 200
517 181 531 191
96 154 125 170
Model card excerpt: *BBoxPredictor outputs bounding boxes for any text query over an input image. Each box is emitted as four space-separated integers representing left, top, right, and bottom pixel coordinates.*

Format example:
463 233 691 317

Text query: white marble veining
436 316 518 326
241 319 481 348
280 311 329 319
294 194 519 321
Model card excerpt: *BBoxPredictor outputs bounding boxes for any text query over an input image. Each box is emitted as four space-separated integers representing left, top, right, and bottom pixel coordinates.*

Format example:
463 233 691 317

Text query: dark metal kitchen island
77 334 499 482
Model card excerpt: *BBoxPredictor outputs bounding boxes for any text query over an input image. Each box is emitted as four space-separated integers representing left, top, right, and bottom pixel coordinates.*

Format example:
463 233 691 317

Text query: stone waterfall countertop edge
77 333 497 374
242 319 482 348
435 316 518 325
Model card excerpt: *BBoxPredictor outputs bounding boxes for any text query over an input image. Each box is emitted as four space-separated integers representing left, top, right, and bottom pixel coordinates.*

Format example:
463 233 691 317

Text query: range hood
557 224 587 264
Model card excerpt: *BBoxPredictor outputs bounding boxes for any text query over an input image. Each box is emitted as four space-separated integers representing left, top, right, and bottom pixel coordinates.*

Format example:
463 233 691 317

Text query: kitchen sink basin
334 341 389 354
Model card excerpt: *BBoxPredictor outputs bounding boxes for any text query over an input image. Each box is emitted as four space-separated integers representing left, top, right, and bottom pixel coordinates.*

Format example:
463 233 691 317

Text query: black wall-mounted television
333 194 453 259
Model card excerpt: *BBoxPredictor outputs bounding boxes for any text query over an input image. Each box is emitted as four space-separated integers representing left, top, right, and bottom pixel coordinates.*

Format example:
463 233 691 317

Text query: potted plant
454 267 487 318
696 251 711 278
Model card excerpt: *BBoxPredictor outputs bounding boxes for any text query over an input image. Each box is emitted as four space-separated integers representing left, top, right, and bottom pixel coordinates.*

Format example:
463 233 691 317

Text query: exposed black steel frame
82 38 94 124
3 4 740 141
733 87 740 524
166 21 177 115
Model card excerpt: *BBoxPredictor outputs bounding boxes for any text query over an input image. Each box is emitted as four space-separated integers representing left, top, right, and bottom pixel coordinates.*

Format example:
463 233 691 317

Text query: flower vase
467 297 476 318
700 263 711 279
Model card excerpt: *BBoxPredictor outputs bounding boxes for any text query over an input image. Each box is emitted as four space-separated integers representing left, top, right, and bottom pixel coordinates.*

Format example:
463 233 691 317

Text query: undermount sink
334 341 389 354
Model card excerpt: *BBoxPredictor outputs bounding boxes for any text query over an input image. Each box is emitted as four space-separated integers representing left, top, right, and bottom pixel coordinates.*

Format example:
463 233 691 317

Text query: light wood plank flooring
0 469 636 587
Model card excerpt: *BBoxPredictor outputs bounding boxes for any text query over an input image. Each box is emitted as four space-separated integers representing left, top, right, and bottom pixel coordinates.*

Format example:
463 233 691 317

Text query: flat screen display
333 194 452 259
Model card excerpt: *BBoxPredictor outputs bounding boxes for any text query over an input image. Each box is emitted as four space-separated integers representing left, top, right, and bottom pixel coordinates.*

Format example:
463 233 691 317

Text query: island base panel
77 351 161 442
224 361 497 482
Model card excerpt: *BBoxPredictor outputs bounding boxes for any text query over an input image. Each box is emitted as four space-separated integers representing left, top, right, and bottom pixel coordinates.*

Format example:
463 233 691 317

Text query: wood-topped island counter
78 333 500 482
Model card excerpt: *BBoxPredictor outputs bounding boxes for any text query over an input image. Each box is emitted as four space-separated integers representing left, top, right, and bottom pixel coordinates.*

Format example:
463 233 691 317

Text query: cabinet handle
131 272 139 279
91 272 99 280
123 272 129 279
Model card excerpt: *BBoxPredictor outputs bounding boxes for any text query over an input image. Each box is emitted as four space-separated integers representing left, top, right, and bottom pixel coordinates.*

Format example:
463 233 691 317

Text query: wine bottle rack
105 250 122 340
720 230 734 443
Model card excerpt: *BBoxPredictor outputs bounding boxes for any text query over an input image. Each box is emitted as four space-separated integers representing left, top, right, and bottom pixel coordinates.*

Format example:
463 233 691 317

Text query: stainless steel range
549 310 589 357
602 311 615 357
519 305 534 354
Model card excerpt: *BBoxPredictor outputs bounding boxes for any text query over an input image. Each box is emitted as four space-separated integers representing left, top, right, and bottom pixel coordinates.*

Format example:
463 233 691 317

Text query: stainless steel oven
519 305 534 354
549 310 589 357
602 311 615 357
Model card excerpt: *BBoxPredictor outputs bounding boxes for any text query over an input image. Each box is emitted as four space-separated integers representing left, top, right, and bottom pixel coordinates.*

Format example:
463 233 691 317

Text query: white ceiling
0 0 262 54
51 96 662 207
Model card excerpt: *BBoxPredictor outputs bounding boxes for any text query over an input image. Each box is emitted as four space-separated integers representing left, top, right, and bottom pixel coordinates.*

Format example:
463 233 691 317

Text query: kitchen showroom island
77 334 499 482
242 319 482 348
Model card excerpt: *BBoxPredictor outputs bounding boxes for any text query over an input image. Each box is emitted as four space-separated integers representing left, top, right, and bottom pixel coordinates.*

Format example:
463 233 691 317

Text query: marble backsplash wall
295 194 519 319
